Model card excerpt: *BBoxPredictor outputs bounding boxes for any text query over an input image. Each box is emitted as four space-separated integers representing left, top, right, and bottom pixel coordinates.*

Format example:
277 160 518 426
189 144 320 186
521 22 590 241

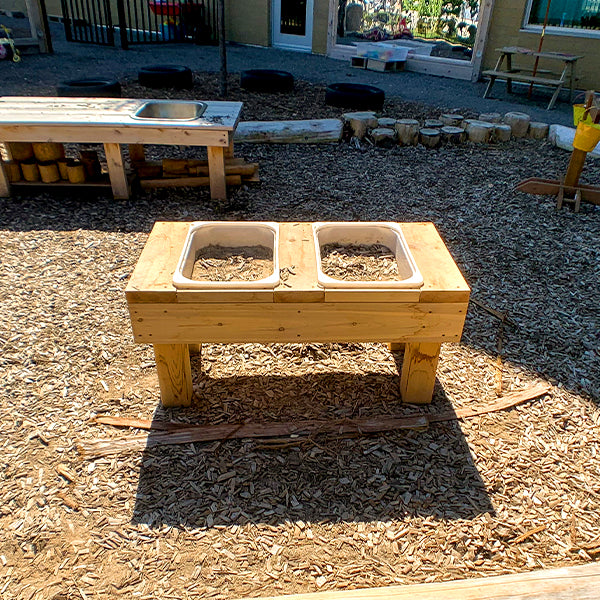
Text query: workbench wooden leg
153 344 193 407
483 76 496 99
188 343 201 355
207 146 227 200
388 342 405 353
0 156 10 197
224 139 234 159
547 83 564 111
128 144 145 164
104 143 129 200
399 342 441 405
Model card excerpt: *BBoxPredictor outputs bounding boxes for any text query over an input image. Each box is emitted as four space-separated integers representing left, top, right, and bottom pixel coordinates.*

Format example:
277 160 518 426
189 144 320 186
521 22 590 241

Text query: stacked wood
466 120 495 143
342 112 378 140
370 127 396 147
419 128 441 148
138 157 259 189
234 119 343 143
441 126 465 144
528 122 549 139
440 114 464 127
494 124 513 142
504 112 531 138
395 119 420 145
479 112 501 123
2 161 21 182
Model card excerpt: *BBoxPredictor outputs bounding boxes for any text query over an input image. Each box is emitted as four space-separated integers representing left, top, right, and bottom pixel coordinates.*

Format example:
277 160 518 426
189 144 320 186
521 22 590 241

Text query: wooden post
153 344 193 407
188 344 202 355
388 343 405 353
207 145 227 200
128 144 146 164
24 0 52 53
218 0 227 98
104 143 129 199
0 158 10 196
224 138 234 159
470 0 496 82
400 342 441 404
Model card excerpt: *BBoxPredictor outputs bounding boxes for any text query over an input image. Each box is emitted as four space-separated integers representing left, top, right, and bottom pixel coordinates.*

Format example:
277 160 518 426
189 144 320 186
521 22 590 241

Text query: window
527 0 600 30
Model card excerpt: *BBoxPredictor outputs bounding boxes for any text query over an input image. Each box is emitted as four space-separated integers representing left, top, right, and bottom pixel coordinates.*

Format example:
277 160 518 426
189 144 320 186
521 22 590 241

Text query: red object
149 1 180 17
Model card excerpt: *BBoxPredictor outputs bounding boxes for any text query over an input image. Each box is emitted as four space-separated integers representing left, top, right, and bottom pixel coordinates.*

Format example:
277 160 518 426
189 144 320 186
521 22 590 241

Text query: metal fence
59 0 218 48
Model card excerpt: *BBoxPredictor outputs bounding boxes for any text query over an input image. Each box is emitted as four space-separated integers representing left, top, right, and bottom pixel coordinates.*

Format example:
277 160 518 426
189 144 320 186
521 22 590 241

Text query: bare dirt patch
1 73 599 600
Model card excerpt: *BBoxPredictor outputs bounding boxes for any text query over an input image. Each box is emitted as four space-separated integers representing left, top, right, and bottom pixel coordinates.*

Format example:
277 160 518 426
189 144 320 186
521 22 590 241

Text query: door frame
272 0 314 52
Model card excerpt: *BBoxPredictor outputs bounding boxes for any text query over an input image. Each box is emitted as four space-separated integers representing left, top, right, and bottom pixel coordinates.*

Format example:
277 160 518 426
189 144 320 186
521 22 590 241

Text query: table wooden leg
388 342 405 353
104 142 129 200
153 344 193 407
128 144 145 164
399 342 441 404
188 343 202 355
224 138 234 159
207 145 227 200
0 156 10 197
483 76 496 99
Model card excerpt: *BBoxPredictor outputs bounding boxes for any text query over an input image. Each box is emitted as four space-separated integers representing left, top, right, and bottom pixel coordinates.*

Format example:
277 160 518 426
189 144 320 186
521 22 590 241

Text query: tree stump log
504 112 531 138
461 118 478 130
377 117 397 129
342 111 379 140
440 114 464 127
479 112 501 123
395 119 420 145
424 118 444 129
419 128 441 148
371 127 396 147
493 124 512 142
441 126 465 144
2 160 21 182
528 122 549 139
466 120 495 143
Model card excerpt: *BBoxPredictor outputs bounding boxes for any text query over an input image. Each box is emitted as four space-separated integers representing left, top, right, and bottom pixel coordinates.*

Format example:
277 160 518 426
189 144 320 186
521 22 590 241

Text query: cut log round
7 142 33 161
424 118 444 128
234 119 343 143
57 158 69 180
529 122 549 139
38 161 61 183
67 160 86 183
21 159 40 182
441 126 465 144
395 119 420 145
461 118 478 130
504 111 531 138
342 111 378 140
32 142 65 162
466 120 495 143
479 112 501 123
494 124 512 142
377 117 397 128
370 127 396 147
2 160 21 182
440 114 464 127
419 128 441 148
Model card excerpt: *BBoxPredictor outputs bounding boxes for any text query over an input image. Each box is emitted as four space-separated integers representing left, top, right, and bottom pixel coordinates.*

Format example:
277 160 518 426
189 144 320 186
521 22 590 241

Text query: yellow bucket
573 122 600 152
573 104 600 128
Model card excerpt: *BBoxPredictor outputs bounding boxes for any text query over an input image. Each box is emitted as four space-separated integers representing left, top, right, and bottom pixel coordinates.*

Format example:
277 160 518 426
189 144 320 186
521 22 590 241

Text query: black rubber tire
240 69 294 93
138 65 194 89
325 83 385 110
56 78 122 98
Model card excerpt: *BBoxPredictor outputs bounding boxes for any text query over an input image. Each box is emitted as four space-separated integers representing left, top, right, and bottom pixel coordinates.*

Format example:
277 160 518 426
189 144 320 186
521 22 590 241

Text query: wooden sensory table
0 97 242 201
125 222 470 407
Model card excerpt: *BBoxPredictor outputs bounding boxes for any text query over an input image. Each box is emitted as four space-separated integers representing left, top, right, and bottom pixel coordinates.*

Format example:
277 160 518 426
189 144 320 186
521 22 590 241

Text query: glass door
272 0 314 51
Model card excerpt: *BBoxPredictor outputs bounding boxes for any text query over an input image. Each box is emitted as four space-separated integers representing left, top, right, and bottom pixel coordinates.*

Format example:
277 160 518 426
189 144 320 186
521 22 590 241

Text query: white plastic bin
173 221 280 289
313 222 423 289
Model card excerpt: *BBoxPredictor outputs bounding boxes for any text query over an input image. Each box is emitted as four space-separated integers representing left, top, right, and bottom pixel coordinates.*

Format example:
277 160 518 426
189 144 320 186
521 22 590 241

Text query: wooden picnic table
482 46 583 110
125 221 470 408
0 97 242 200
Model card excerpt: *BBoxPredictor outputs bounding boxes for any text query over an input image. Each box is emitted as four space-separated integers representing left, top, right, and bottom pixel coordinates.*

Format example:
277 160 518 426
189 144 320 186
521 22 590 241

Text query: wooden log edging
234 119 343 143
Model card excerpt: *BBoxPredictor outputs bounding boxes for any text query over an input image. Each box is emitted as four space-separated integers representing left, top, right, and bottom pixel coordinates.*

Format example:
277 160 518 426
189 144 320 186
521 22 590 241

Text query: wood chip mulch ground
1 72 599 600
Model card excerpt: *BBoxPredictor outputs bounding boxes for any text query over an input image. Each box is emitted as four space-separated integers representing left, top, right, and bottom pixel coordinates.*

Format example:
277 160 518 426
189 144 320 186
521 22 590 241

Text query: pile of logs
135 157 260 190
2 142 102 184
342 110 549 148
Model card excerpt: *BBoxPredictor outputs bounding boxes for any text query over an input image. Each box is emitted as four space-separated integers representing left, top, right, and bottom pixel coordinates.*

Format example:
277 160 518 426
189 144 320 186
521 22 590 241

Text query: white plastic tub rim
312 221 423 289
173 221 280 289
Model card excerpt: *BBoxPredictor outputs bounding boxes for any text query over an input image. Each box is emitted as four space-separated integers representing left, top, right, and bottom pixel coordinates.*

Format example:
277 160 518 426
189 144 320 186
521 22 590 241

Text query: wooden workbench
0 97 242 200
126 222 470 407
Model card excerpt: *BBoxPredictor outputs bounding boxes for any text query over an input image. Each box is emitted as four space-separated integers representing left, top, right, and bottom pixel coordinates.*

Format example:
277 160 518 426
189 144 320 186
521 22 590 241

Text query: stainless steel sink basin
132 100 207 120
